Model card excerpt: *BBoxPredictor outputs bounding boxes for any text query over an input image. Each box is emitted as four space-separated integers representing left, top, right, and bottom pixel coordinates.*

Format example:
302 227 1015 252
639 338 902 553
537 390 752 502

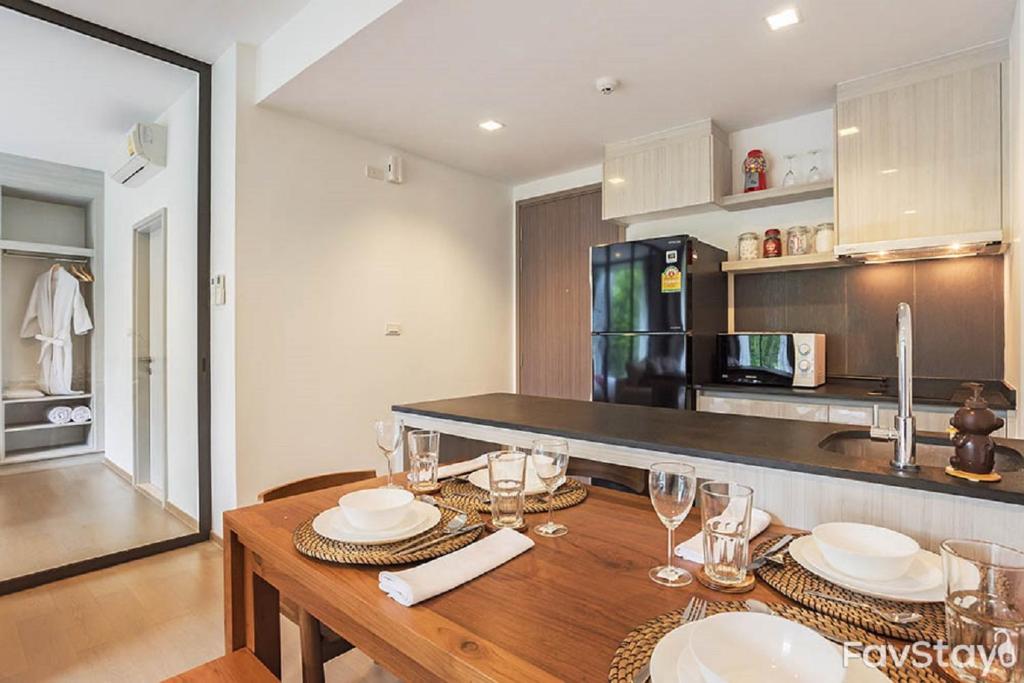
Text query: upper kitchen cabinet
603 119 731 223
835 44 1006 254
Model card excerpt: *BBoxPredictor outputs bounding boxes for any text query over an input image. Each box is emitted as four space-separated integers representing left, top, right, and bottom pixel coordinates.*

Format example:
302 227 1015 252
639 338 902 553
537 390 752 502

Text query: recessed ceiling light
880 168 899 175
903 209 917 215
478 120 504 132
607 177 625 185
838 126 860 137
766 8 800 31
950 243 962 250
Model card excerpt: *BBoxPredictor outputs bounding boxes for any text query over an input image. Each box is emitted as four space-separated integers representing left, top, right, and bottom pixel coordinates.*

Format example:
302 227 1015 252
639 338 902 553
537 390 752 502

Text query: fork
632 596 707 683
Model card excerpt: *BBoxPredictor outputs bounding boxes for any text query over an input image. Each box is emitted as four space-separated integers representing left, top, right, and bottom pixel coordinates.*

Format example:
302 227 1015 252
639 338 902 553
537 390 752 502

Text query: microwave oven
716 333 826 388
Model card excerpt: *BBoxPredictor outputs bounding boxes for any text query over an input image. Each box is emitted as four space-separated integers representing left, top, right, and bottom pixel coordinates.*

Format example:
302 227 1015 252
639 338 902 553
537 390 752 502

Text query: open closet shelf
5 420 92 434
3 393 93 405
0 239 95 258
3 444 98 462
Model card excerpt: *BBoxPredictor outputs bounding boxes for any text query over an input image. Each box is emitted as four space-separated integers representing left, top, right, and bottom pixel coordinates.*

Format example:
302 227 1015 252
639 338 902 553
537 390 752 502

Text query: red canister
743 149 768 193
763 228 782 258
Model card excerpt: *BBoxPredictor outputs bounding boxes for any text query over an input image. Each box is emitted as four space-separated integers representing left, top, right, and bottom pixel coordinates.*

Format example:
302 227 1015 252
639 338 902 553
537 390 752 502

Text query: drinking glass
531 438 570 537
699 481 754 586
806 149 823 183
406 430 440 493
782 154 797 186
940 539 1024 683
487 450 527 529
374 419 402 489
648 462 697 587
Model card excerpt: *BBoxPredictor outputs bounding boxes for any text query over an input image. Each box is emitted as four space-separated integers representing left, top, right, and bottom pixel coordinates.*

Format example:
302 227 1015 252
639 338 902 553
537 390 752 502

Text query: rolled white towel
47 406 73 424
378 528 534 606
675 508 773 564
436 454 490 479
70 405 92 423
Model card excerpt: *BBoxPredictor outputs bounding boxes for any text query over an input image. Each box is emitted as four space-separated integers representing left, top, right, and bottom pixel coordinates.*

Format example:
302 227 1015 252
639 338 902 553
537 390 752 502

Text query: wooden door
517 186 623 400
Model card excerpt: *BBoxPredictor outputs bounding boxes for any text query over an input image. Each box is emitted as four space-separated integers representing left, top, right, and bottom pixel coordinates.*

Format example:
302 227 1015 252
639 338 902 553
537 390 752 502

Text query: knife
747 533 794 570
394 523 485 556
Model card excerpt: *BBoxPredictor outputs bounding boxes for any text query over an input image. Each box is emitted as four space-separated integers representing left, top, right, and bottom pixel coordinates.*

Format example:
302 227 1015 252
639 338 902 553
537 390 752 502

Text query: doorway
133 209 167 503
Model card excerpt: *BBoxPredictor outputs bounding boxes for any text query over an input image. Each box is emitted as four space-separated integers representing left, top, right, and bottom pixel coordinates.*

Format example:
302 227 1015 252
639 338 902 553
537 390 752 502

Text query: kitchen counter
697 377 1015 411
394 392 1024 506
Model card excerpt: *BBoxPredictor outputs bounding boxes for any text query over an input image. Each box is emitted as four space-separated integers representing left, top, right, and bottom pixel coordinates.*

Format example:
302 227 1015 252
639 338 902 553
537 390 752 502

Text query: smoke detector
595 77 619 95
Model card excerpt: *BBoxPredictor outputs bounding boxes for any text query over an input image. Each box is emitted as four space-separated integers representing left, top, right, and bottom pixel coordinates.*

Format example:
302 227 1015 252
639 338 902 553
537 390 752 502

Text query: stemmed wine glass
531 438 570 537
806 149 823 183
374 419 402 489
648 462 697 587
782 154 797 187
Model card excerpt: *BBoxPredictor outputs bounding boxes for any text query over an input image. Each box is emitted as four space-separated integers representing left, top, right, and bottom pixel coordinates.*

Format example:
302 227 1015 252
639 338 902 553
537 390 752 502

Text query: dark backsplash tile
733 255 1003 380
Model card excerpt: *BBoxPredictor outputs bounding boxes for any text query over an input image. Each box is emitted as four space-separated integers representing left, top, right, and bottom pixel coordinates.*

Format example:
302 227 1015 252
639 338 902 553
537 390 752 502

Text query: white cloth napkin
378 528 534 606
674 508 772 563
70 405 92 423
47 405 72 424
436 454 489 479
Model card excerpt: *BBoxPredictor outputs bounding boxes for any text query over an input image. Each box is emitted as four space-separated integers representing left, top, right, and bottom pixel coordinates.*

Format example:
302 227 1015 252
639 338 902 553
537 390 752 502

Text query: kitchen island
393 393 1024 551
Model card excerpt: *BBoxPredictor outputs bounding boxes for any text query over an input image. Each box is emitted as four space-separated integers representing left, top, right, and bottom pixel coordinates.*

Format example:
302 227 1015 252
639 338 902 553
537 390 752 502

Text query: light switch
385 322 402 336
210 274 226 306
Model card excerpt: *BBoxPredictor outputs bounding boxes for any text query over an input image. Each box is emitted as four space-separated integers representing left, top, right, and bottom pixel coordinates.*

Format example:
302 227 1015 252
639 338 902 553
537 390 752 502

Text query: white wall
224 46 515 506
104 77 200 519
210 46 239 534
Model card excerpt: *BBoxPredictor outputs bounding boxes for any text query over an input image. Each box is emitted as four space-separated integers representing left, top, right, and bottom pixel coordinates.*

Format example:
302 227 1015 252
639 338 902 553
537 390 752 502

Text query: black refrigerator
591 235 727 410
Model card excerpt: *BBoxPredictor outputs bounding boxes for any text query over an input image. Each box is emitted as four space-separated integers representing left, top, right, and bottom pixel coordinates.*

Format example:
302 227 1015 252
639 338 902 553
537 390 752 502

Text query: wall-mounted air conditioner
110 123 167 187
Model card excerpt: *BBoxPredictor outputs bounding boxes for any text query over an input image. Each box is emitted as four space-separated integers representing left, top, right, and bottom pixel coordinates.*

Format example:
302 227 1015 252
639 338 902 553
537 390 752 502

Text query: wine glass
531 438 570 537
374 419 402 489
782 154 797 187
806 149 823 183
648 462 697 587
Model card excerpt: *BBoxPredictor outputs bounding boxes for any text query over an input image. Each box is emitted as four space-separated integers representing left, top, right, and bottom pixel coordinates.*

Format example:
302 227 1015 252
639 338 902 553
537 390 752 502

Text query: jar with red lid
743 149 768 193
763 228 782 258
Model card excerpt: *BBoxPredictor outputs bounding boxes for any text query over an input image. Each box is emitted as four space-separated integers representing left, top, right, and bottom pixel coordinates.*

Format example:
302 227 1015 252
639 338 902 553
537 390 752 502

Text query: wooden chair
163 649 277 682
567 459 647 495
258 469 376 683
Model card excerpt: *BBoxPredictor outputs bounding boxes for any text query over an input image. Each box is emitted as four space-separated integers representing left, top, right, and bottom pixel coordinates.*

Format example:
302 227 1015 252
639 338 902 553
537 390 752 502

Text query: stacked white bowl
811 522 919 581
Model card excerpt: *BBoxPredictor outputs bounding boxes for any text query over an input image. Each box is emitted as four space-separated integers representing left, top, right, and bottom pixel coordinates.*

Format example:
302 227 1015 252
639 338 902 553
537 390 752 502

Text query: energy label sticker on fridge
661 266 681 293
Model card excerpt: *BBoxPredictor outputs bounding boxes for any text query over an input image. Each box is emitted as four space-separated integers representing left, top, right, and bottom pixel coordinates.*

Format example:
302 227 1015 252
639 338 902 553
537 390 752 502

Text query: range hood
835 230 1006 263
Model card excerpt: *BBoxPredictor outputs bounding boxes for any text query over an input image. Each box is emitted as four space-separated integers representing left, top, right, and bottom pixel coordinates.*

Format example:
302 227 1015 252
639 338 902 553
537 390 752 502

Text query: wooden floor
0 460 193 581
0 542 399 682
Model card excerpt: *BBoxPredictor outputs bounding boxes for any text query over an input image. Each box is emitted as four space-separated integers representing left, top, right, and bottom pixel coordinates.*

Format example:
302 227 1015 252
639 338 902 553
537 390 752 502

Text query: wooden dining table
223 475 801 682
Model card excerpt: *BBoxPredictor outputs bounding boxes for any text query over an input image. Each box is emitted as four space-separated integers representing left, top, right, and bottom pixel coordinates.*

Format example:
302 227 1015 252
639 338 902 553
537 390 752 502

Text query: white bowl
338 488 414 531
688 612 844 683
812 522 919 581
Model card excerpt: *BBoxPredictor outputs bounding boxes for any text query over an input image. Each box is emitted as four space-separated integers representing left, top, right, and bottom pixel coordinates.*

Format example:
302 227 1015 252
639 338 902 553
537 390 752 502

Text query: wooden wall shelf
722 252 847 274
718 180 834 212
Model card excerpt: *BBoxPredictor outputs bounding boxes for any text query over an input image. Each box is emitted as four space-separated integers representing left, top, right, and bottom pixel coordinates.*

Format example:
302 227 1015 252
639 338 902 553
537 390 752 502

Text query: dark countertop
394 393 1024 506
697 377 1016 411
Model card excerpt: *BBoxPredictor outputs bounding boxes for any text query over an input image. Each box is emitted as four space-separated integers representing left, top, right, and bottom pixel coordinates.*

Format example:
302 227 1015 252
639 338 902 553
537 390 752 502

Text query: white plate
650 619 890 683
311 501 441 545
468 465 548 496
789 536 944 603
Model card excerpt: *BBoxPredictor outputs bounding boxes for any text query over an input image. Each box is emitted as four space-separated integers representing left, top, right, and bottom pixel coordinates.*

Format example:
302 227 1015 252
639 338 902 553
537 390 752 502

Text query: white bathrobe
20 265 93 396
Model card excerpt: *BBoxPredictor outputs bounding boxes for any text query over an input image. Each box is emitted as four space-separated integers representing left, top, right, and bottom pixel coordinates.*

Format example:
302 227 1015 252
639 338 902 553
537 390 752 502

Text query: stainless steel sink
819 430 1024 473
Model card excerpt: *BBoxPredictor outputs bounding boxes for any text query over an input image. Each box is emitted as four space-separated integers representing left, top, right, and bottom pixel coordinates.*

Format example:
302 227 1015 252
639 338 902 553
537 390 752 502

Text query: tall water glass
531 438 570 537
940 540 1024 683
406 430 440 493
487 450 527 529
648 462 697 587
699 481 754 586
374 419 402 489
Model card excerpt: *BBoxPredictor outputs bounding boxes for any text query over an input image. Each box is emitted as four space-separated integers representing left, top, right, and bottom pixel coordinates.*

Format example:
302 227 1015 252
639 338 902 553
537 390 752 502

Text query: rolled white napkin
675 508 772 563
47 405 73 424
436 454 489 479
70 405 92 423
378 528 534 607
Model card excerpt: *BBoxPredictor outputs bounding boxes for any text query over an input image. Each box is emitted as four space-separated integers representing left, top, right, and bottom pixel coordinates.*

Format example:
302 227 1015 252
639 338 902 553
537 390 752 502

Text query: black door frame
0 0 212 595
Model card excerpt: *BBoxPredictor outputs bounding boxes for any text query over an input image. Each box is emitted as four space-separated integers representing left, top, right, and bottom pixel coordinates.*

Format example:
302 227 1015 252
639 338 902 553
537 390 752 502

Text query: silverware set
805 590 923 624
632 596 707 683
746 533 794 570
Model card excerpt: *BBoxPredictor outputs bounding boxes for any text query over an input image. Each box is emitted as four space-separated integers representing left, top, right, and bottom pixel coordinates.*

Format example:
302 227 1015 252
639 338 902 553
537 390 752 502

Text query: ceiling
36 0 312 63
0 7 196 171
262 0 1016 184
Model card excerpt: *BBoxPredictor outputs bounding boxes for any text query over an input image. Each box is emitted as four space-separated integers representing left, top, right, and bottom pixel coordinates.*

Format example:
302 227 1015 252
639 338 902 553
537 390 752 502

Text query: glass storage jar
763 229 782 258
786 226 812 256
738 232 760 261
814 223 835 253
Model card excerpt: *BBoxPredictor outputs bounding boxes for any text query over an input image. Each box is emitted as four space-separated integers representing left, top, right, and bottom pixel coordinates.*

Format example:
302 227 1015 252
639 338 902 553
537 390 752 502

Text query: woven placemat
752 535 945 643
293 507 484 565
439 477 588 514
608 601 944 683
